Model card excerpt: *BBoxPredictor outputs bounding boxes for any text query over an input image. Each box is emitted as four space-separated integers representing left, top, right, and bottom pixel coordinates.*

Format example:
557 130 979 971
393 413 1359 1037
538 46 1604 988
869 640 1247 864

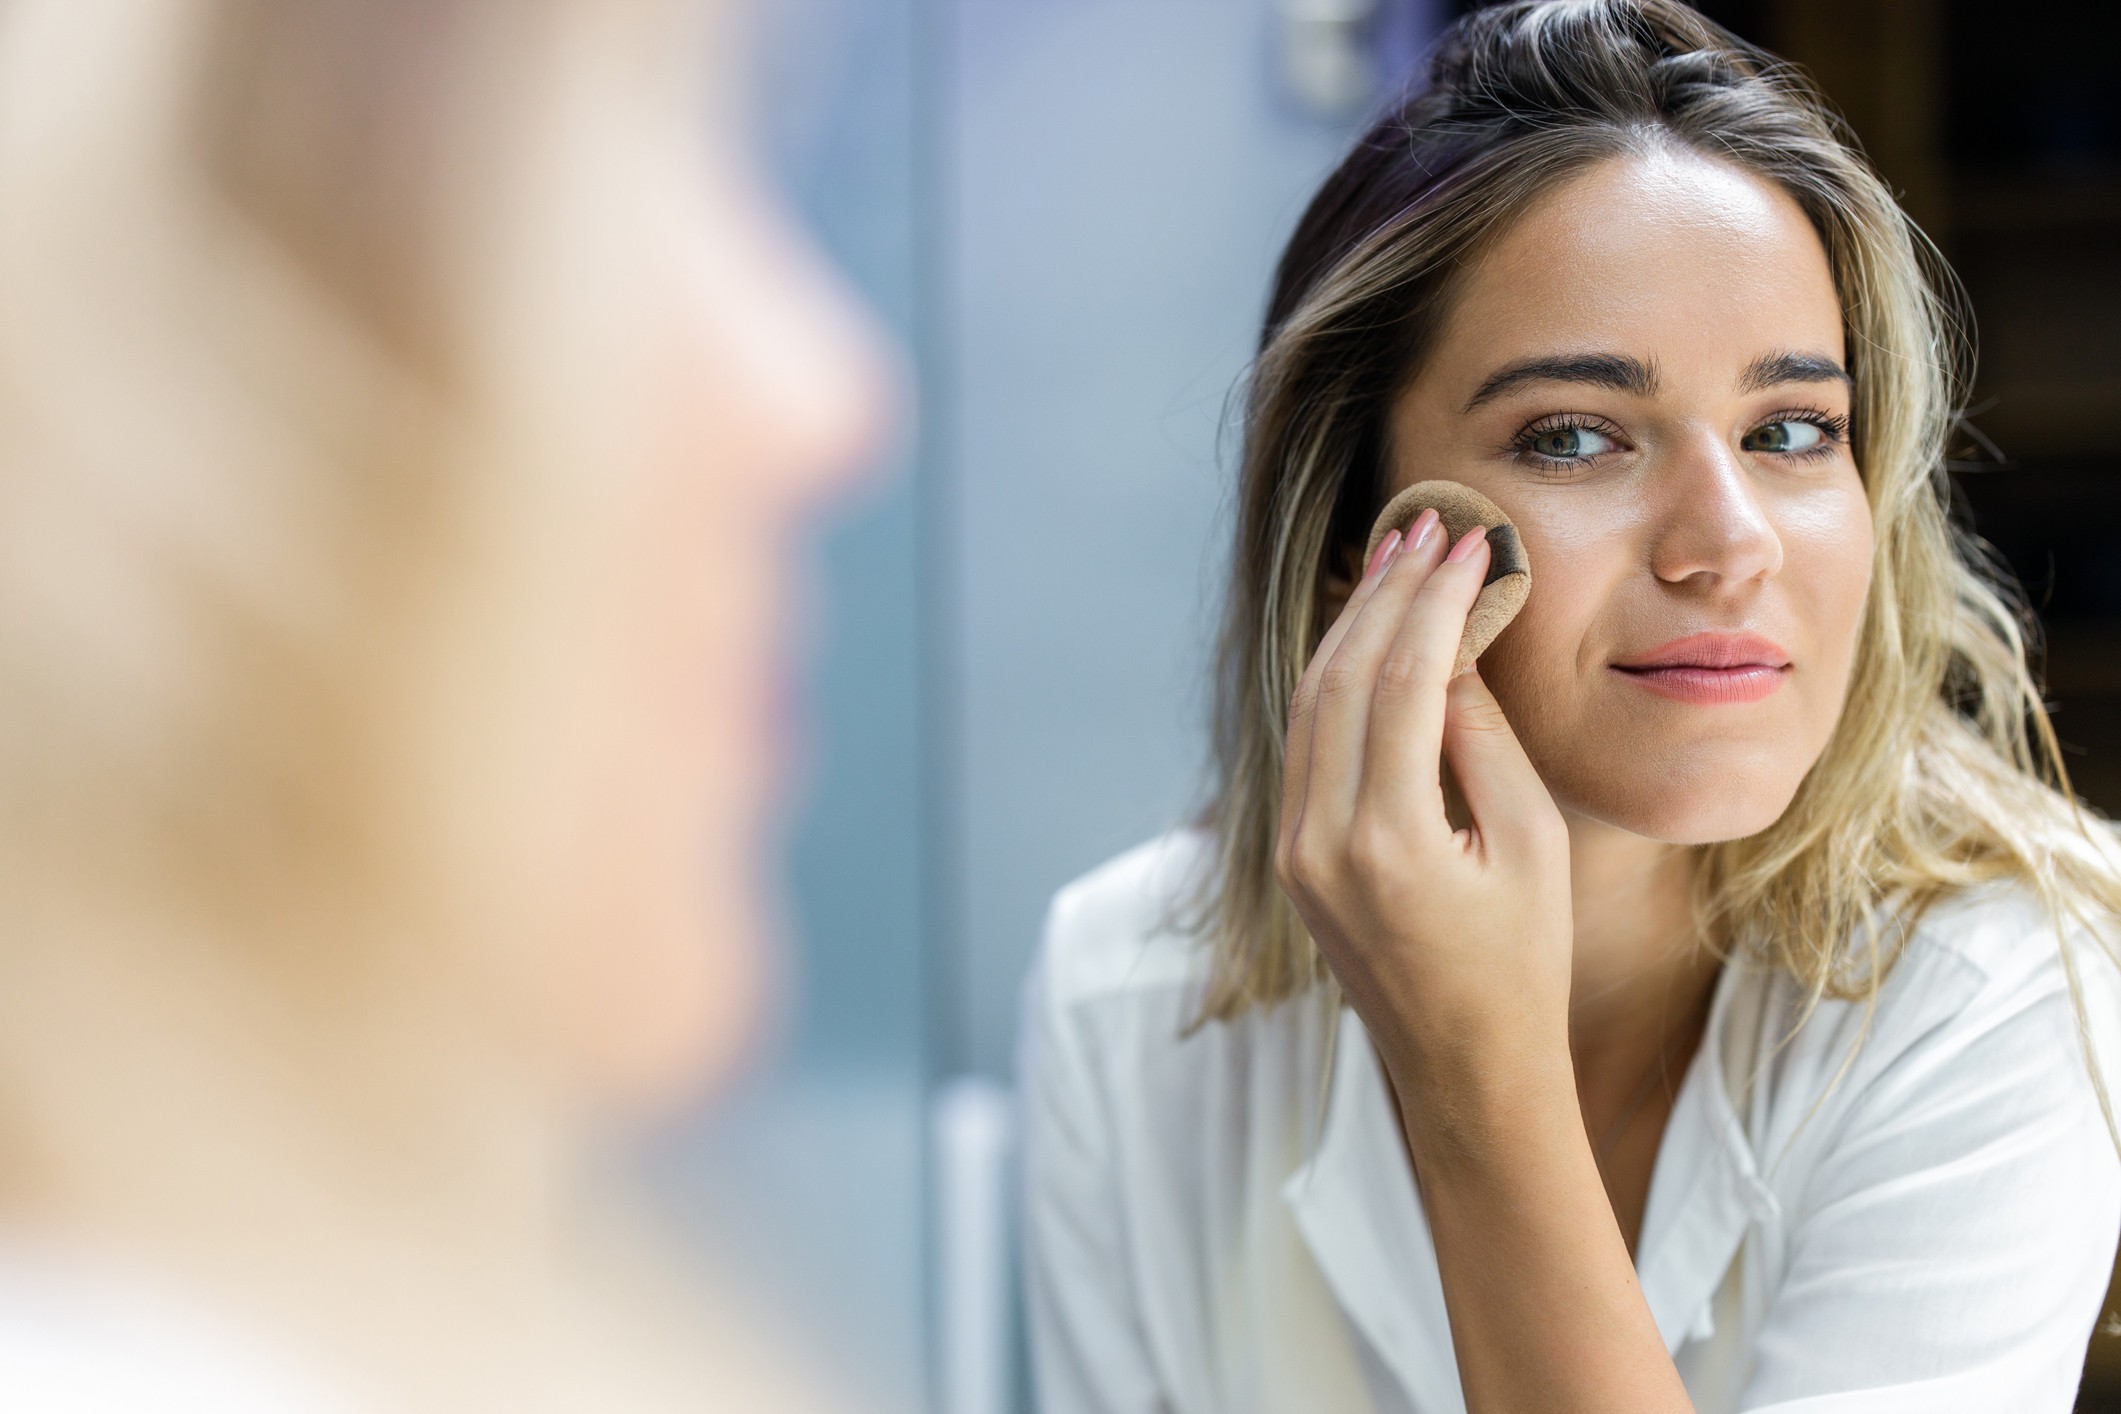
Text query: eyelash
1774 408 1853 458
1507 413 1621 475
1507 407 1852 474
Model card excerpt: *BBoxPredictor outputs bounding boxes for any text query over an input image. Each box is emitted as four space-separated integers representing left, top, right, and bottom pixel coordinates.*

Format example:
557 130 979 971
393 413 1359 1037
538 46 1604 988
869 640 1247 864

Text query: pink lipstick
1611 631 1790 705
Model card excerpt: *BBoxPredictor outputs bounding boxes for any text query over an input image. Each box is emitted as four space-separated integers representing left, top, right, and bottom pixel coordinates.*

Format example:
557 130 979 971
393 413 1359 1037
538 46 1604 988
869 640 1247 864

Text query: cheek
1784 484 1876 687
453 351 794 1116
550 356 795 1112
461 167 884 1112
1467 527 1611 733
1461 480 1875 844
1477 595 1577 722
447 555 773 1117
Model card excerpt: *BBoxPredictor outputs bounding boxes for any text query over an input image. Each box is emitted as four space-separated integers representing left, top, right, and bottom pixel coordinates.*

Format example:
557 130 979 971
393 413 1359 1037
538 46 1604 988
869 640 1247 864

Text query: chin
577 888 775 1120
1636 796 1794 846
1552 754 1805 845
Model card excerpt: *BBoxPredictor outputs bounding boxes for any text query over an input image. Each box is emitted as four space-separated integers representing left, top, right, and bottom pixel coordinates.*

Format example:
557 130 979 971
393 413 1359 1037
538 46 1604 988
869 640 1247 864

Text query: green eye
1743 420 1826 454
1528 426 1614 459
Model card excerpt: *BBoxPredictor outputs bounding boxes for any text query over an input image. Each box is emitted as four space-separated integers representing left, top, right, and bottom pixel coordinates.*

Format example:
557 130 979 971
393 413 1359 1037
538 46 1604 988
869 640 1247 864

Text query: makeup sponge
1363 480 1531 676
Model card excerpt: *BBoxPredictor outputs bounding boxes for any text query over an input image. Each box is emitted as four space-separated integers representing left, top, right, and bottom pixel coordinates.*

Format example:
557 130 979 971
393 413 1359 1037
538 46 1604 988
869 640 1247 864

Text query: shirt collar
1281 962 1774 1404
1280 1003 1464 1406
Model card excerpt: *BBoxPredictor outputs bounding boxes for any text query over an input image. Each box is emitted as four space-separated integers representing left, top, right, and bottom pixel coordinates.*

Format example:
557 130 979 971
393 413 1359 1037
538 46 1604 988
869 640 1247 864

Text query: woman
0 1 886 1410
1020 3 2121 1410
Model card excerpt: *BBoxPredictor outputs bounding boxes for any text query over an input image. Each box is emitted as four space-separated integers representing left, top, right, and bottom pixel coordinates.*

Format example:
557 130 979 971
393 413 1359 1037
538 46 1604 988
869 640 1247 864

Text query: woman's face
1384 148 1872 844
438 25 892 1114
568 147 890 1107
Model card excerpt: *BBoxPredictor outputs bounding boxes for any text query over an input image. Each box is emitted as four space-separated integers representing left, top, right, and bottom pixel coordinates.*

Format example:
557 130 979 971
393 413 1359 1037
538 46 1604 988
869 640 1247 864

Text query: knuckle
1535 809 1571 852
1315 660 1363 703
1343 817 1405 879
1514 808 1569 857
1455 689 1512 734
1287 680 1318 723
1374 649 1438 698
1286 833 1336 892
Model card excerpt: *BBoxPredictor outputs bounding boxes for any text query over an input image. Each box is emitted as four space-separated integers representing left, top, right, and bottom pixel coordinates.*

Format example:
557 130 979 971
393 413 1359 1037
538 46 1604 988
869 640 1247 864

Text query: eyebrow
1736 350 1852 393
1462 353 1658 412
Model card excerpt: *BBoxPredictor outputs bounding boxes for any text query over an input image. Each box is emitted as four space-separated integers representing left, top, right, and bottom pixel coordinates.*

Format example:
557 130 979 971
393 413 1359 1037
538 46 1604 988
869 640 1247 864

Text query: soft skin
1282 146 1875 1412
490 134 891 1109
415 118 893 1113
1384 146 1873 845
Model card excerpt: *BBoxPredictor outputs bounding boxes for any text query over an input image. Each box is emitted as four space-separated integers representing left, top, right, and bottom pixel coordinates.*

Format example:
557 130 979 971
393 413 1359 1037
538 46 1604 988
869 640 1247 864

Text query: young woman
1020 3 2121 1410
0 1 886 1410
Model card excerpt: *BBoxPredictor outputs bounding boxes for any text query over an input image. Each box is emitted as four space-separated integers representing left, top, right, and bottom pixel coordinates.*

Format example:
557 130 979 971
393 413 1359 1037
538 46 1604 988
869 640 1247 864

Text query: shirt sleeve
1738 941 2121 1412
1017 900 1169 1414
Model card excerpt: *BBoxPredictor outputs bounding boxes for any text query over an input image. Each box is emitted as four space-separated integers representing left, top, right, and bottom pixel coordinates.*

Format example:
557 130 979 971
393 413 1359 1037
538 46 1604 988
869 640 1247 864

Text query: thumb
1441 669 1559 855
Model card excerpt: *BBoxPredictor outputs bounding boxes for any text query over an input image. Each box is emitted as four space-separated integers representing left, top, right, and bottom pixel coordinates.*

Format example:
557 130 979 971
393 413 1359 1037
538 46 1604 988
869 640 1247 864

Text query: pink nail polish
1407 508 1441 552
1365 529 1404 579
1445 524 1488 564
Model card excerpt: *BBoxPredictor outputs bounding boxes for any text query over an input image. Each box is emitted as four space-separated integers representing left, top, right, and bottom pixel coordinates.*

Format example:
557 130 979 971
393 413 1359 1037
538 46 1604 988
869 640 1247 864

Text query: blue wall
673 4 1439 1409
940 1 1377 1076
666 1 934 1409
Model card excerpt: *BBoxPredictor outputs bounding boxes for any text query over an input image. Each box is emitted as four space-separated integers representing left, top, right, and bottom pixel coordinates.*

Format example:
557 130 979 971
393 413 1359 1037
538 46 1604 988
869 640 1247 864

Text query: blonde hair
1191 0 2121 1038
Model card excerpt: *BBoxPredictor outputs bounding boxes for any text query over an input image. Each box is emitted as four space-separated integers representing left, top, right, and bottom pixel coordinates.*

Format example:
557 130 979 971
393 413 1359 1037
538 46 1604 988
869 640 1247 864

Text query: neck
1561 814 1718 1099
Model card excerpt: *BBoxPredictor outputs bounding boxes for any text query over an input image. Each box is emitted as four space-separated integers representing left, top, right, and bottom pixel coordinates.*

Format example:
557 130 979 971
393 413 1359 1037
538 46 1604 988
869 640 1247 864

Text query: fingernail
1365 529 1403 580
1407 508 1441 552
1445 524 1489 564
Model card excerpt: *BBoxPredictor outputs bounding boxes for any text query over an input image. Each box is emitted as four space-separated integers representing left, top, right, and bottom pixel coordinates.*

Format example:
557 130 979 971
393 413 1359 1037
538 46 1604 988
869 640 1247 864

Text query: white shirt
1019 829 2121 1413
0 1246 366 1414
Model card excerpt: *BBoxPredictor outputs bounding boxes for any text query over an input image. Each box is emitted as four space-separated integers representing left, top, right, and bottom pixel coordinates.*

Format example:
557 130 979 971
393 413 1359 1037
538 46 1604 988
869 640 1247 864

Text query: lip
1611 631 1791 705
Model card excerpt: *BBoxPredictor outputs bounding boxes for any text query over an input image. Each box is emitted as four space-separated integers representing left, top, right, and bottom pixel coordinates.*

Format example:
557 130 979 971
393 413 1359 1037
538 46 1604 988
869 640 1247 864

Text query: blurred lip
1611 632 1791 705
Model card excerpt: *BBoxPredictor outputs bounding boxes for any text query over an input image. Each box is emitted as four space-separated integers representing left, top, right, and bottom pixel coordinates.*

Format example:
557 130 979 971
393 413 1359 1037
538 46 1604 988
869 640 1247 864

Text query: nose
1645 431 1783 589
693 163 899 514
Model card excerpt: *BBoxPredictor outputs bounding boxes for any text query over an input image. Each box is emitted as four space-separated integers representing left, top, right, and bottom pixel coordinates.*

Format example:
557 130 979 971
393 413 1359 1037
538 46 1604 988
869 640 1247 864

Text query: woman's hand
1279 513 1696 1414
1276 510 1574 1124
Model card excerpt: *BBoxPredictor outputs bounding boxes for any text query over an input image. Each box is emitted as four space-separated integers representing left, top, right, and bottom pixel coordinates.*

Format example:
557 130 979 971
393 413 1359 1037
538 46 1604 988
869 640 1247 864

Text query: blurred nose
1646 430 1783 590
697 169 899 514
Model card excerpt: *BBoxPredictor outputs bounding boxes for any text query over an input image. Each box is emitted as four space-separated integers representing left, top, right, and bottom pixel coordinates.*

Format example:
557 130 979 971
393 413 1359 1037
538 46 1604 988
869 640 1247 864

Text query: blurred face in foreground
1385 148 1873 845
0 4 890 1405
423 16 892 1114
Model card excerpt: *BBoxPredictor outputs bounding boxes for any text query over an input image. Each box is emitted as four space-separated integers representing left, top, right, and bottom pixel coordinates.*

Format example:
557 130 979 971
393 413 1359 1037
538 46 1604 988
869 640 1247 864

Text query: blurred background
661 1 2121 1410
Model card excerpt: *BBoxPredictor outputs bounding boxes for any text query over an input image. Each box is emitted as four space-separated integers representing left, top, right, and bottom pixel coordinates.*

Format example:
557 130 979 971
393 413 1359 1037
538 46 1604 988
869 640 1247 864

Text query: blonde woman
1021 3 2121 1411
0 1 885 1411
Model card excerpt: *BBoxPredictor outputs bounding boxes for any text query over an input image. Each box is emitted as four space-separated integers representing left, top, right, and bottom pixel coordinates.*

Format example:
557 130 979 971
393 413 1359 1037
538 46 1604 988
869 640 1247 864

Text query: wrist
1382 1033 1579 1178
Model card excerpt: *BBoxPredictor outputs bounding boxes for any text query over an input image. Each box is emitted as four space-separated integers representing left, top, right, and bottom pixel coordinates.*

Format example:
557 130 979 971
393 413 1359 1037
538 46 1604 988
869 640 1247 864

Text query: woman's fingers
1441 668 1562 860
1356 527 1491 829
1281 510 1441 828
1272 517 1442 814
1297 511 1450 829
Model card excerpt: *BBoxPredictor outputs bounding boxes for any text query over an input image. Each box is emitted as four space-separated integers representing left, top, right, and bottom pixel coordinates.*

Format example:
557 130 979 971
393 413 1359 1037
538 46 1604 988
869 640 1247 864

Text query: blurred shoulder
0 1248 364 1414
1033 828 1216 1010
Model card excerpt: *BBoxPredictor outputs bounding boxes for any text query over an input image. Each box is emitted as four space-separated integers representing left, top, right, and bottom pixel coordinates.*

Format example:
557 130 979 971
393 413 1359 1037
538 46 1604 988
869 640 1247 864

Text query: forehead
1428 147 1844 388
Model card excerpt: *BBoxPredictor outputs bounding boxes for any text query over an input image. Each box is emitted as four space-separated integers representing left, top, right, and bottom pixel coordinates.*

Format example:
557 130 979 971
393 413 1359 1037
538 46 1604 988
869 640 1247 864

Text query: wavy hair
1189 0 2121 1056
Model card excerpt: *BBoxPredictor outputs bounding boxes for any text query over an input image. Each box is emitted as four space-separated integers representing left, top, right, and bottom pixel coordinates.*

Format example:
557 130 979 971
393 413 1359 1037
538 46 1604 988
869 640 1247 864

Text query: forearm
1396 1052 1693 1414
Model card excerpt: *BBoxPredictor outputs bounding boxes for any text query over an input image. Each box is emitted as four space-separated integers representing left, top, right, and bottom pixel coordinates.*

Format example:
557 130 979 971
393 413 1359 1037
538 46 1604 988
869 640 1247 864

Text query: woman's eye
1526 425 1616 460
1742 419 1826 454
